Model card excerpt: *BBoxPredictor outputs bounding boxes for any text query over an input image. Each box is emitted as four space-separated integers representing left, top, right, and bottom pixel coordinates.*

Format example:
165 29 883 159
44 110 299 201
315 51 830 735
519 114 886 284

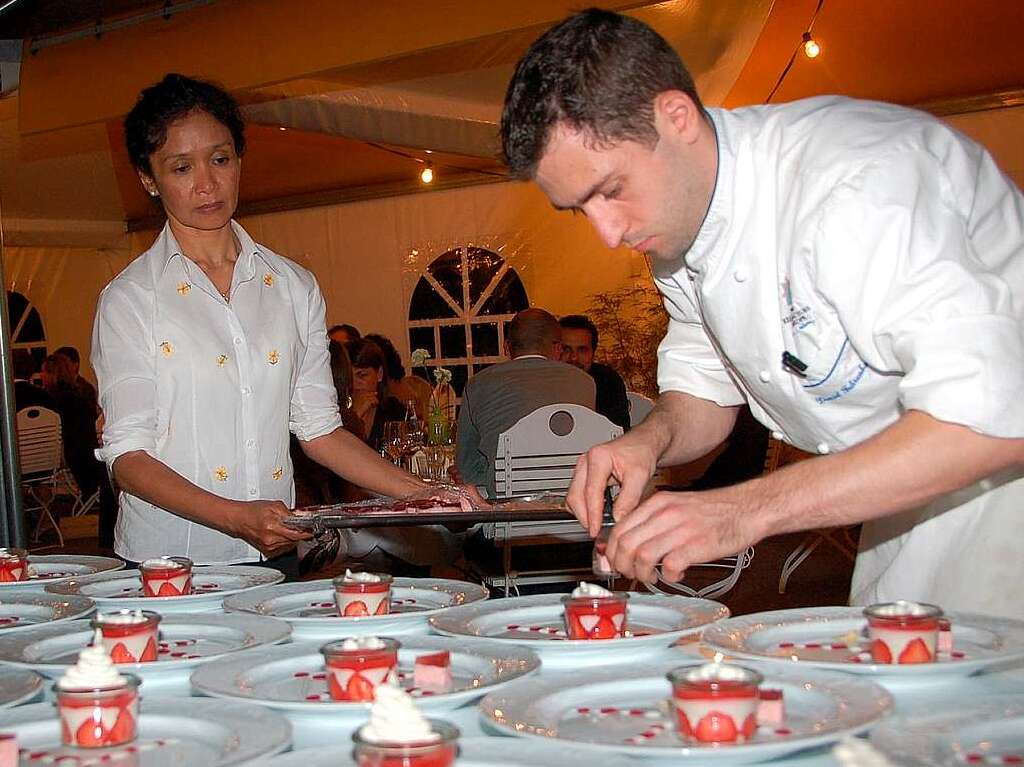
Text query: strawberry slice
109 708 136 744
592 616 617 640
415 651 450 668
871 639 893 664
157 581 181 597
374 599 389 615
346 673 377 701
898 637 933 664
75 717 108 748
343 600 370 617
740 713 757 739
695 711 738 743
109 642 136 664
61 718 72 745
674 709 693 737
140 636 158 662
327 671 346 699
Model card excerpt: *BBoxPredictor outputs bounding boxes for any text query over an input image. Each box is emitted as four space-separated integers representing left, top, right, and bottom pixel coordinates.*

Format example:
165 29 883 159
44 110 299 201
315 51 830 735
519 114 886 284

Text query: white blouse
654 96 1024 618
92 221 342 564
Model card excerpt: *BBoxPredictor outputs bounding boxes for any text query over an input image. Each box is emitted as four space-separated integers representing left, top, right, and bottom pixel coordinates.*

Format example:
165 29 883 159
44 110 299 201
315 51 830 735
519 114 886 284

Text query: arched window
407 247 528 396
7 291 47 372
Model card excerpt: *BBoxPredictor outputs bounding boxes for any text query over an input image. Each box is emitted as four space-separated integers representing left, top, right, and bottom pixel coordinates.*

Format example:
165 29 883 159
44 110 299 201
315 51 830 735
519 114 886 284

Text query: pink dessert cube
414 650 452 692
938 618 953 654
756 688 785 727
0 733 17 767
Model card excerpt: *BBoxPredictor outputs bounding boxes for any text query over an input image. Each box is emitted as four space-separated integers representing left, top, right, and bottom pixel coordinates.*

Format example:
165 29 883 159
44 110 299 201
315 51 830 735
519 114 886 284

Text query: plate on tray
870 694 1024 766
191 635 539 713
0 592 94 634
428 593 728 669
0 555 123 591
244 737 640 767
0 613 292 693
46 566 284 613
0 666 43 709
223 578 489 641
479 659 892 764
701 606 1024 679
0 697 291 766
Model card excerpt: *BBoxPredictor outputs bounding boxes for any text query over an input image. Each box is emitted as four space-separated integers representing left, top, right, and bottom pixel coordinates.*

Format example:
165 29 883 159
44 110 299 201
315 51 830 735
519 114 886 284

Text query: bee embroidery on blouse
176 282 192 295
216 354 228 367
214 466 229 482
268 350 280 365
159 341 174 357
272 467 283 481
263 273 274 287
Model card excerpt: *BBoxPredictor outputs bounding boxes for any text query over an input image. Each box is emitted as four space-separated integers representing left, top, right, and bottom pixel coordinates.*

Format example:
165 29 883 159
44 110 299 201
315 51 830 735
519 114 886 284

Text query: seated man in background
54 346 99 421
13 351 57 413
559 314 631 431
458 308 596 496
327 324 361 345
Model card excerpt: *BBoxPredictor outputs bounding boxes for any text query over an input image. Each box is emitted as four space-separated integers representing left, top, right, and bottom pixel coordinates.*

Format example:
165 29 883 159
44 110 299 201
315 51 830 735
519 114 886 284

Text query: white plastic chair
16 407 65 547
483 403 623 595
626 391 655 427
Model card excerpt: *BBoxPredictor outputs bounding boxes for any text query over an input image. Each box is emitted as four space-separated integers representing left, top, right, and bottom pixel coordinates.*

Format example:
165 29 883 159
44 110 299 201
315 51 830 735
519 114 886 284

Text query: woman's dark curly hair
124 73 246 176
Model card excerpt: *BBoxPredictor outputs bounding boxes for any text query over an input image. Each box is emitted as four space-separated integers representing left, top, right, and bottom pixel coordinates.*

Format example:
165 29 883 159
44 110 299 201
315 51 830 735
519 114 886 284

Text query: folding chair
626 391 655 427
16 407 65 547
482 404 623 596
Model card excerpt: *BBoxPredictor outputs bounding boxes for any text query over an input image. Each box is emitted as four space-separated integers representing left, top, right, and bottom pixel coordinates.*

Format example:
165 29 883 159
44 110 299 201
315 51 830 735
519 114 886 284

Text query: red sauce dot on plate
952 651 966 659
600 707 618 714
775 728 792 736
965 754 984 764
294 672 309 678
507 625 519 630
305 695 320 701
629 709 645 716
577 707 590 714
778 642 794 648
1002 756 1024 765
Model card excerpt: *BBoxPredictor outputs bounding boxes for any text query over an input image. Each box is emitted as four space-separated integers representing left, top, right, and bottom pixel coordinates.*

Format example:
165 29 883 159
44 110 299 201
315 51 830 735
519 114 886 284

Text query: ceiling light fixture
765 0 826 103
420 164 434 184
801 32 820 59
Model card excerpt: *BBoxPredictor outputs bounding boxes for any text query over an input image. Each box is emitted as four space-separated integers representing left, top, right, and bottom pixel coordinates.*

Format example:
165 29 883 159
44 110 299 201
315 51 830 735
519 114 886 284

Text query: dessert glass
0 548 29 582
55 674 140 749
91 610 162 663
563 592 628 640
668 664 763 743
321 638 400 701
139 556 193 597
863 601 943 664
351 720 459 767
333 573 393 617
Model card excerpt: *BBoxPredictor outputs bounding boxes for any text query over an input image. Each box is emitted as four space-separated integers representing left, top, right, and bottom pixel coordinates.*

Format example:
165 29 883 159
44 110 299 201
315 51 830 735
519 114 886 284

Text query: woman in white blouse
92 74 432 568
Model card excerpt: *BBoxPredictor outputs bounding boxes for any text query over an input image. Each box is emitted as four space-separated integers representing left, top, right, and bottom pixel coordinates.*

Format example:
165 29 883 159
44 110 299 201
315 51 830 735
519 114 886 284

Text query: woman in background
347 338 405 452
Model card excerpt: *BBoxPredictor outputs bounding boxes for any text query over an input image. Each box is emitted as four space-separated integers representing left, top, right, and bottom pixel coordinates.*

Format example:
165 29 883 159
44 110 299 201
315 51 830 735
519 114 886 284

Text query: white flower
410 348 431 366
433 367 452 385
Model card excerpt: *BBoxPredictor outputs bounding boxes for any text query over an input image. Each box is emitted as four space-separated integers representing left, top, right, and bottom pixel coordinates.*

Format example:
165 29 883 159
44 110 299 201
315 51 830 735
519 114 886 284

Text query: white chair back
626 391 655 428
16 407 62 475
494 403 623 498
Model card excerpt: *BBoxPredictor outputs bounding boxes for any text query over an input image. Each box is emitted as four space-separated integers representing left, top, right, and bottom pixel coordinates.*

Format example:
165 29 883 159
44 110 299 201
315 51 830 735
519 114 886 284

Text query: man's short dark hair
501 8 702 179
328 324 361 340
364 334 406 382
124 73 246 177
507 308 561 358
54 346 80 365
559 315 598 350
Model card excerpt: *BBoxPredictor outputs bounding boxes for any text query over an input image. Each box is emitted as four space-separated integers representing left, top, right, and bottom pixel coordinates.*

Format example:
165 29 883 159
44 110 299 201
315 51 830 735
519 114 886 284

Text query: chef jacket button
816 442 831 455
733 268 748 283
771 431 784 440
758 370 771 383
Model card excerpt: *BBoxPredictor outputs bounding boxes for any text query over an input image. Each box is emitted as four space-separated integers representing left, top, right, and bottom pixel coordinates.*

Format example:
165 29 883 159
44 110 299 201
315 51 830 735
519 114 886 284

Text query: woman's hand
351 390 379 419
225 500 311 559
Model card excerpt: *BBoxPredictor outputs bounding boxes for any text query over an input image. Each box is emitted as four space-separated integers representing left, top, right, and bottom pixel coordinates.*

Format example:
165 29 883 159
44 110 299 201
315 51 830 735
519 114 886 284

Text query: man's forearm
112 451 240 534
741 410 1024 541
300 427 425 498
635 391 738 467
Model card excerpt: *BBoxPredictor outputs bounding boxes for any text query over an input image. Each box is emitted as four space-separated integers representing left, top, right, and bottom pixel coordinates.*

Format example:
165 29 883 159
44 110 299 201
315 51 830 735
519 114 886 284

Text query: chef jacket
653 96 1024 619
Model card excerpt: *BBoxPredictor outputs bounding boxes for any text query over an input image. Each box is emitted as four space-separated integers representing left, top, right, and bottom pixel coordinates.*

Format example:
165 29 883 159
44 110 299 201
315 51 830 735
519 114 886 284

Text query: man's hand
566 436 659 537
225 500 311 559
605 488 753 583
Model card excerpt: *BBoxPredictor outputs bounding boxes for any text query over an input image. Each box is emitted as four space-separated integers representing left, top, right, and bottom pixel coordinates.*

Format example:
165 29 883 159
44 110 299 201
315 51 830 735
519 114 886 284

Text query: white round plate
191 635 539 713
0 592 94 634
0 613 292 695
223 578 490 641
0 697 291 765
479 659 892 764
46 566 284 613
428 593 728 670
702 606 1024 679
245 736 641 767
0 666 43 709
871 694 1024 766
0 555 123 591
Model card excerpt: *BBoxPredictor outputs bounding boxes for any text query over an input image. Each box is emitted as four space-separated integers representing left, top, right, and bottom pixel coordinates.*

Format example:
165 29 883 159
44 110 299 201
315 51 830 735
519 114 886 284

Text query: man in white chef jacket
500 9 1024 619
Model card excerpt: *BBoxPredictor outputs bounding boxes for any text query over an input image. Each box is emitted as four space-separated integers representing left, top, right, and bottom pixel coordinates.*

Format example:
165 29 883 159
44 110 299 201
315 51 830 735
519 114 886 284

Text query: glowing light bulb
420 165 434 184
802 32 820 58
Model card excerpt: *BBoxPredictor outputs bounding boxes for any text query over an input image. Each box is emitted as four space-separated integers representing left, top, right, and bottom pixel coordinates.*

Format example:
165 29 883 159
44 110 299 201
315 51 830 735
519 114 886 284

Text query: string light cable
765 0 826 104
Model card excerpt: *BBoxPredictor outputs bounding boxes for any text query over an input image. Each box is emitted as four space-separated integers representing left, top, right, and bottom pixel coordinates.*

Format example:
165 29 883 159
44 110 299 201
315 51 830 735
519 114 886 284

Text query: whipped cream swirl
344 570 382 583
96 610 147 625
141 557 180 569
58 629 126 690
341 636 386 651
572 581 614 598
358 684 439 744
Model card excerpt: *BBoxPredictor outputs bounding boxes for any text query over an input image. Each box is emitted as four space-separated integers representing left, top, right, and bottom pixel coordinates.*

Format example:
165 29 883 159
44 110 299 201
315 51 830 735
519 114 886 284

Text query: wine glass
381 421 406 465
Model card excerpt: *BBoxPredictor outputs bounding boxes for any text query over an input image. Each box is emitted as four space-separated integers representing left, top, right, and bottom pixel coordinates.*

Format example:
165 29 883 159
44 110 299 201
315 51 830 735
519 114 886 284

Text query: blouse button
245 439 256 449
733 268 748 283
771 430 784 440
758 370 771 383
233 337 243 345
816 442 831 455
